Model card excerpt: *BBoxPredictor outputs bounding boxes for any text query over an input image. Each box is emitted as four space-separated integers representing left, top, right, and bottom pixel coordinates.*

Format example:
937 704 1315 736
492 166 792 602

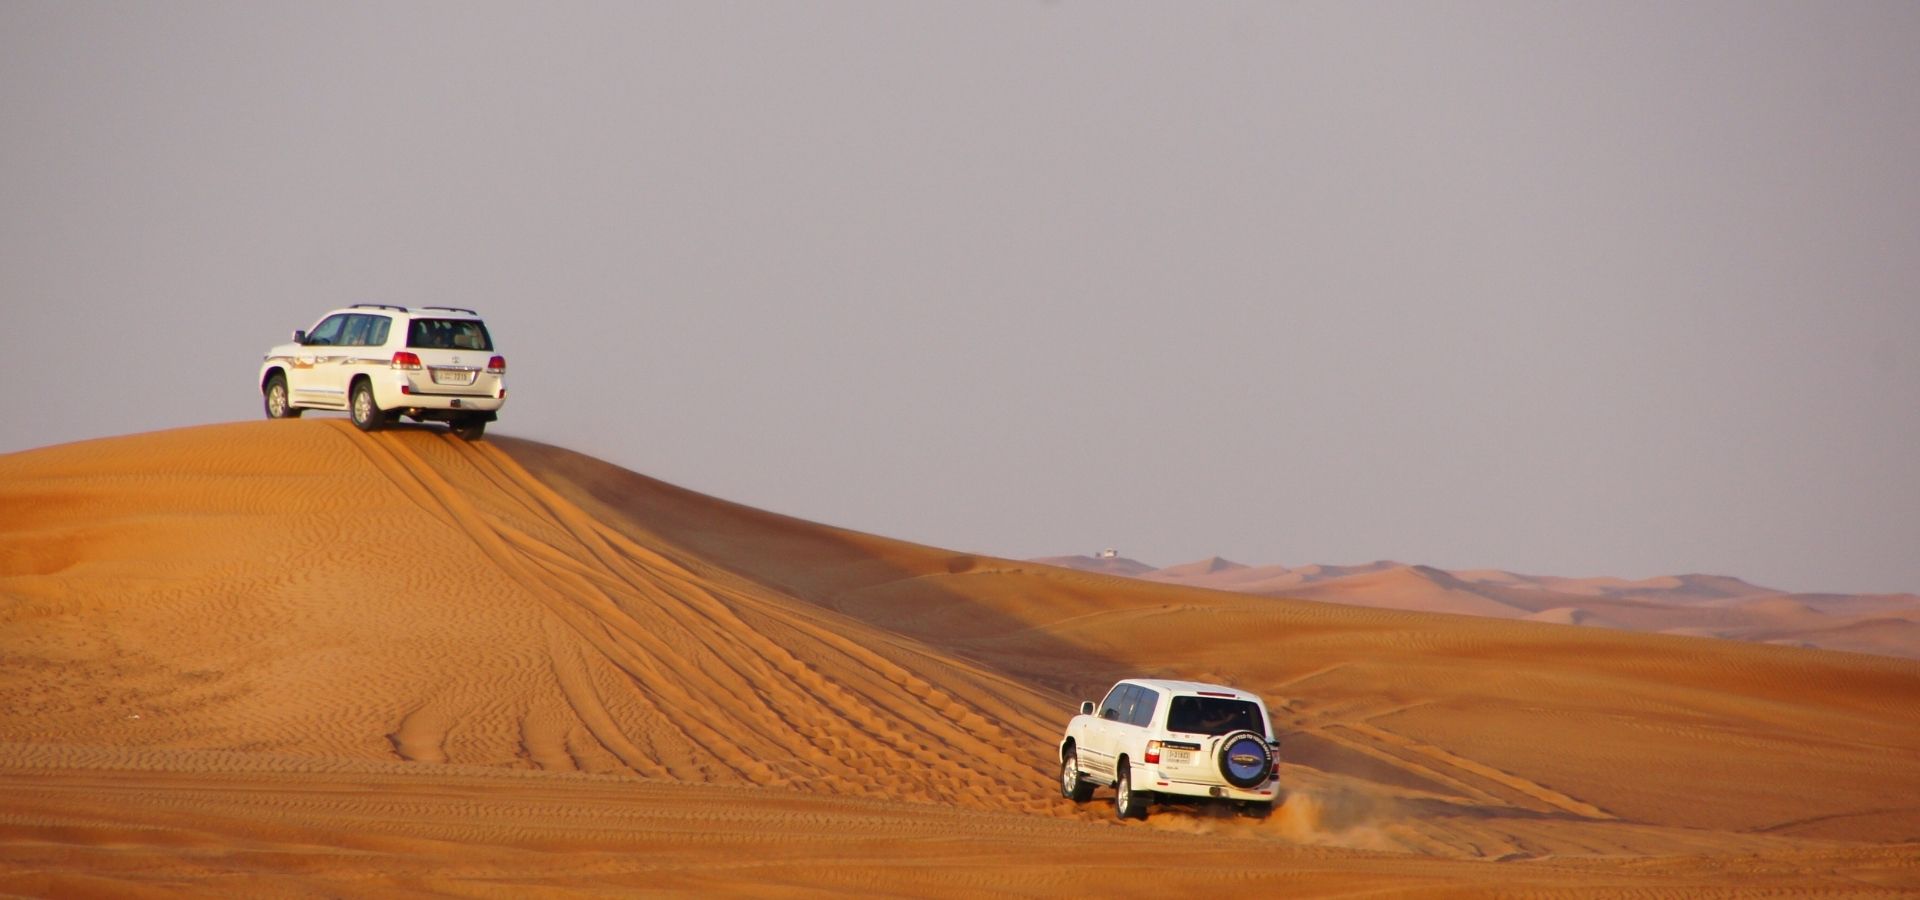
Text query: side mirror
292 329 307 344
1079 701 1095 716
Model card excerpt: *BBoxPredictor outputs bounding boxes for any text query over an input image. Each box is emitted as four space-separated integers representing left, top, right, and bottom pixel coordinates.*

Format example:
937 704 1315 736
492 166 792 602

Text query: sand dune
1056 555 1920 659
1523 607 1625 629
1028 553 1156 577
3 422 1919 896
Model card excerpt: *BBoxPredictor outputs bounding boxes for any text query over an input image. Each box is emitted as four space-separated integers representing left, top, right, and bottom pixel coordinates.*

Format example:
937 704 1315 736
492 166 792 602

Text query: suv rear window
408 318 492 351
1166 696 1264 736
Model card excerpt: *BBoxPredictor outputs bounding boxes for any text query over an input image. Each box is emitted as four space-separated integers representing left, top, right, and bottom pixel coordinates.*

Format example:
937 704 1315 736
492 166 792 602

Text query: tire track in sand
461 437 1068 810
348 427 1063 813
351 430 770 783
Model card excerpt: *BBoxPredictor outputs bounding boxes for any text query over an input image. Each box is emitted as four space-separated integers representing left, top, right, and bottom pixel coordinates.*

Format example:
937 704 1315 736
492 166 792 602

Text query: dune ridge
1038 555 1920 659
3 421 1918 896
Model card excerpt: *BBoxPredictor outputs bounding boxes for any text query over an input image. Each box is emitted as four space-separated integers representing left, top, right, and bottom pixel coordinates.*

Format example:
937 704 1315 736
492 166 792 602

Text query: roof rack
422 306 479 315
351 303 409 312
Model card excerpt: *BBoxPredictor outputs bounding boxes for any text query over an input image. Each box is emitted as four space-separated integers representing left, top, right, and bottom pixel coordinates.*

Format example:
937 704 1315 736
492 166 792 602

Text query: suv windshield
407 318 492 351
1165 696 1264 737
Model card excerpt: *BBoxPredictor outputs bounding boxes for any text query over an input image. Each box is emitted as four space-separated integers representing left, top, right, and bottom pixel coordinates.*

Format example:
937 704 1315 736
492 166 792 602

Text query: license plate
1166 750 1193 765
432 368 476 386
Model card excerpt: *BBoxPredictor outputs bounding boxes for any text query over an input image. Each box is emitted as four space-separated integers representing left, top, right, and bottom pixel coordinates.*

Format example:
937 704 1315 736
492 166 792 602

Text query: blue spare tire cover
1218 731 1272 789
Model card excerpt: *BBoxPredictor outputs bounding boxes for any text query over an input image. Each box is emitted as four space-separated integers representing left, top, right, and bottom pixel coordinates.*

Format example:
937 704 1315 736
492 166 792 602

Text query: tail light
486 355 506 374
391 351 422 370
1145 740 1162 764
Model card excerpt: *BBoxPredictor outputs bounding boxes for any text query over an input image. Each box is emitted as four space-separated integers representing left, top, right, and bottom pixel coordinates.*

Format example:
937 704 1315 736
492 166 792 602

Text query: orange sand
2 421 1916 896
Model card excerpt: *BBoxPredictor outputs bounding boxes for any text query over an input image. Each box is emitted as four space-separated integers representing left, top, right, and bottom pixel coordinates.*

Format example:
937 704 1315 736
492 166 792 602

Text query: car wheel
1237 802 1273 820
1060 750 1093 803
1217 730 1273 790
450 418 486 442
349 379 388 432
263 374 300 419
1115 767 1148 820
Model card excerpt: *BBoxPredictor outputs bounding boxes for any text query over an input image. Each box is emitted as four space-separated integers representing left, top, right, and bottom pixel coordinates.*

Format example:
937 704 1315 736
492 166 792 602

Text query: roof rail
421 306 479 315
351 303 409 312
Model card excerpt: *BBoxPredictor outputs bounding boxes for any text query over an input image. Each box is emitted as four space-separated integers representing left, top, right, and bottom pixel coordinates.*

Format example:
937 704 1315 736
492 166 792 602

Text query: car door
1109 686 1153 775
289 314 351 406
321 314 381 406
335 314 384 398
1079 684 1132 781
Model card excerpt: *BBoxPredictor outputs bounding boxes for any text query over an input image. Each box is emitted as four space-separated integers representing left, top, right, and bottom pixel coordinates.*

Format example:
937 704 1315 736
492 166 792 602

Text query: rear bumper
1145 773 1277 803
396 392 504 411
376 377 504 413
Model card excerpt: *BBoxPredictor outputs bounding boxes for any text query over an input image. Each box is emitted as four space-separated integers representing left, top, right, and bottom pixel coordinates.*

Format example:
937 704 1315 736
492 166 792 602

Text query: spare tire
1217 730 1272 789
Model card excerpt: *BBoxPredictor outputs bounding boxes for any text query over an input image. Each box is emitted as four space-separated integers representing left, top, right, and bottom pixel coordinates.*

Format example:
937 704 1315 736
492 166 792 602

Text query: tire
1217 730 1273 790
1114 766 1148 820
1060 749 1093 803
349 379 388 432
263 373 300 419
450 418 486 442
1237 802 1273 820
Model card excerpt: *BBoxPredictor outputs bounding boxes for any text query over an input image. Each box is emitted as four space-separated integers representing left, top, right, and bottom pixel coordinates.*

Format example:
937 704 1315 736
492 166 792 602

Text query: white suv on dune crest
258 305 506 441
1059 679 1280 820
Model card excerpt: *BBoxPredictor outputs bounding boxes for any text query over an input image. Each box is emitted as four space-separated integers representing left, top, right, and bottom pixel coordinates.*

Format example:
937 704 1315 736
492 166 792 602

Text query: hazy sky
4 2 1917 594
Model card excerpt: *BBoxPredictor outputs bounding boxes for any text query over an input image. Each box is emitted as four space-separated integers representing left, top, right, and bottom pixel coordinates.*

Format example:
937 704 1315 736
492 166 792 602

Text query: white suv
1058 679 1279 820
259 305 506 441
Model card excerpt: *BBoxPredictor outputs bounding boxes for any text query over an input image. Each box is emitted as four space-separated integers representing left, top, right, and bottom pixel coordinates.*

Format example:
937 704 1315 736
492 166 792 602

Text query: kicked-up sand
1 421 1916 896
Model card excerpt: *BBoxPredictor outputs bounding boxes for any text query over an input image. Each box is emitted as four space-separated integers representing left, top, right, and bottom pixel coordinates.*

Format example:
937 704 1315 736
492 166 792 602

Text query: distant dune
2 422 1918 896
1041 555 1920 660
1524 606 1626 629
1028 553 1156 578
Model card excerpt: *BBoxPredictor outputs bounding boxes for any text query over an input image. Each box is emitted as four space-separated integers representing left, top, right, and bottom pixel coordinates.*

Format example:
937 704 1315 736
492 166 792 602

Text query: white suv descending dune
259 305 507 441
1059 679 1280 820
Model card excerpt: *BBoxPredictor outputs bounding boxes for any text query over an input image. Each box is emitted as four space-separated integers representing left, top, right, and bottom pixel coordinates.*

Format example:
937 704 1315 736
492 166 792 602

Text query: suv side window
339 314 392 347
1099 684 1129 721
1128 687 1158 727
306 314 348 346
1117 685 1141 724
339 315 372 347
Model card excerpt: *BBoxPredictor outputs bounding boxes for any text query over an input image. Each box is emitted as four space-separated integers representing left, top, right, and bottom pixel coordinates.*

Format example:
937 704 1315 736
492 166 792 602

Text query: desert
2 420 1917 896
7 0 1920 895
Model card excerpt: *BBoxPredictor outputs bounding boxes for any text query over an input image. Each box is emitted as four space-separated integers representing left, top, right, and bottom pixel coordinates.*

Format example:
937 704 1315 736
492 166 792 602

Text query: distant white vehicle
1058 679 1279 820
1097 548 1119 559
259 304 506 441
